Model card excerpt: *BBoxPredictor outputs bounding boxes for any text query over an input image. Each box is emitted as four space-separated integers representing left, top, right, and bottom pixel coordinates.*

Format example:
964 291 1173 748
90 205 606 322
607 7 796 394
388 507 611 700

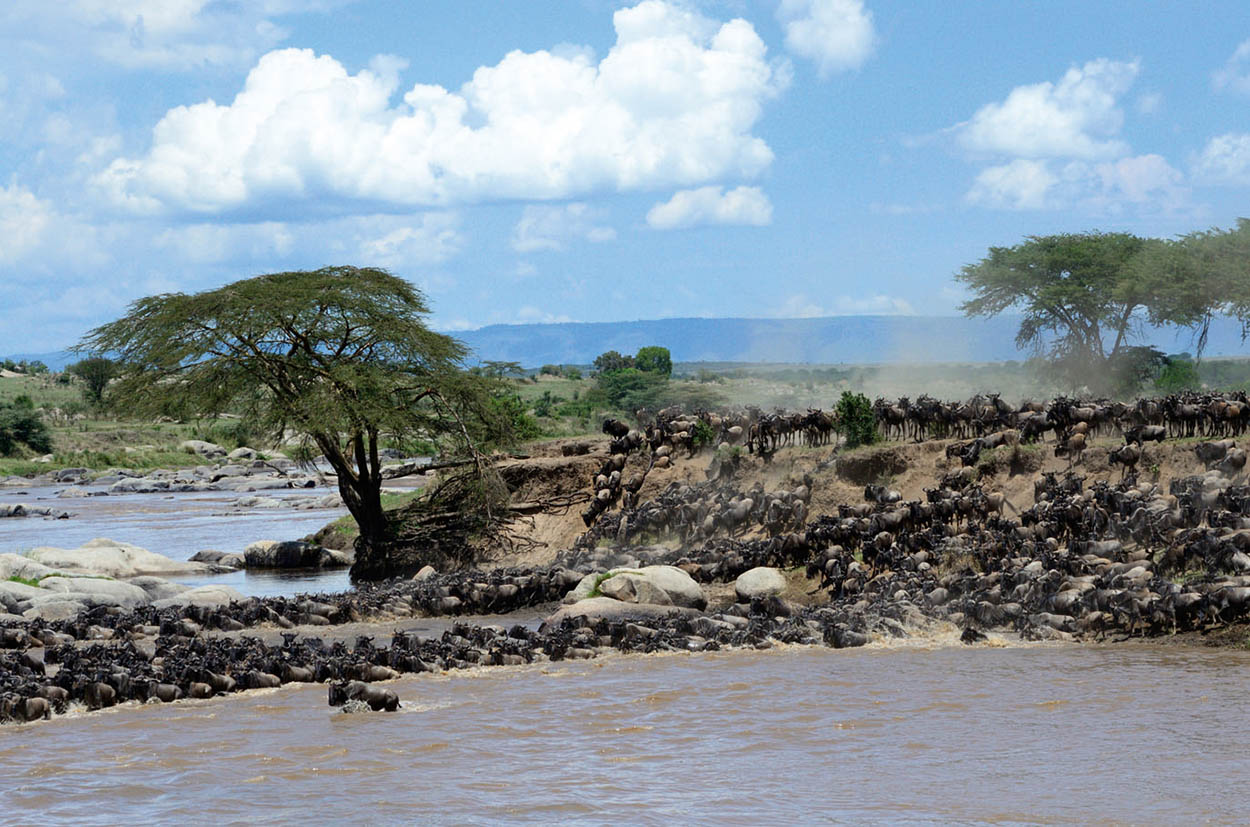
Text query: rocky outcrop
243 540 351 569
0 503 71 519
25 538 214 578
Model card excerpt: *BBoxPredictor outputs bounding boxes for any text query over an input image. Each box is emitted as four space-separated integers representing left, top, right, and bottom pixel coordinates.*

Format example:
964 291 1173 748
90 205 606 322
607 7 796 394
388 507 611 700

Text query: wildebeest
328 680 399 712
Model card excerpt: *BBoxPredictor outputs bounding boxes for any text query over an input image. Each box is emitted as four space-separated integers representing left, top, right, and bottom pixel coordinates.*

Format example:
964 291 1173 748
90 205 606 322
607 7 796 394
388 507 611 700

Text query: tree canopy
634 345 673 376
593 350 634 374
79 266 506 578
67 357 118 406
956 229 1249 394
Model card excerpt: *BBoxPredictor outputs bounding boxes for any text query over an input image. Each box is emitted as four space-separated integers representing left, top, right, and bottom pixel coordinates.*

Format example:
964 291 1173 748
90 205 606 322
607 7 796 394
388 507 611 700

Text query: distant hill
455 315 1249 368
6 315 1246 372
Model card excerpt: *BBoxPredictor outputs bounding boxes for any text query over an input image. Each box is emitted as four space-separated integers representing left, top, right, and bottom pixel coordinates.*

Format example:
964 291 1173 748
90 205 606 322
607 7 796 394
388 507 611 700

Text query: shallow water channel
0 481 356 597
2 641 1247 824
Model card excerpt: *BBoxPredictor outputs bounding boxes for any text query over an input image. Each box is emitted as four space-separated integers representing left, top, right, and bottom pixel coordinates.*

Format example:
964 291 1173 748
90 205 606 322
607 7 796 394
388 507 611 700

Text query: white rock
129 576 192 600
25 538 213 578
0 553 56 582
152 585 245 610
565 565 705 610
180 439 226 458
38 577 150 609
734 567 787 602
23 600 85 622
0 580 48 612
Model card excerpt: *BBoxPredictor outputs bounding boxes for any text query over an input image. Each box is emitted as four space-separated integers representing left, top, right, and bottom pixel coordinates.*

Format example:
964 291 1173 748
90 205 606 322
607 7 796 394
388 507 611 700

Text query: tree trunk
342 473 393 581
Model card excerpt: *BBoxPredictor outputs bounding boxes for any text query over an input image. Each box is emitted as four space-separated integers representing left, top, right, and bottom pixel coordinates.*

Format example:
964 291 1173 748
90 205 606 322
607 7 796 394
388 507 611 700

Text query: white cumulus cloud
94 1 786 216
3 0 309 70
967 155 1187 212
1214 39 1250 95
1192 133 1250 186
955 58 1139 160
0 183 54 265
512 203 615 253
966 160 1058 210
776 0 875 76
646 185 772 229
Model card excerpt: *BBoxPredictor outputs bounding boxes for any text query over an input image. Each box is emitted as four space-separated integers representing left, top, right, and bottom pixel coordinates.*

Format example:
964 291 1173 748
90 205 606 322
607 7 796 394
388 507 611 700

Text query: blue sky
2 0 1249 353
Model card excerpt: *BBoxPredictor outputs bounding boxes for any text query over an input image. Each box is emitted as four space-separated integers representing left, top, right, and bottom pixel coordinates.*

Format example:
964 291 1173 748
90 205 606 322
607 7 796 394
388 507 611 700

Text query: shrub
691 418 716 449
491 391 543 443
595 368 668 412
0 403 53 456
1155 354 1201 393
835 391 878 449
635 346 673 377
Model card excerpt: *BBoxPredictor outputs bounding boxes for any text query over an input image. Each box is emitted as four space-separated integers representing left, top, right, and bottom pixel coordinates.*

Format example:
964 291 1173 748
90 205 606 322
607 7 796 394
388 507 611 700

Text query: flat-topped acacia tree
79 266 499 578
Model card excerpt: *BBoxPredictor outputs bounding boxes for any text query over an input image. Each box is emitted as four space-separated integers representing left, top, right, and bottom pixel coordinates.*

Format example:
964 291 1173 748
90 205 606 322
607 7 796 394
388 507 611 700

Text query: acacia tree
79 266 503 578
1136 218 1250 354
67 356 119 407
957 232 1186 393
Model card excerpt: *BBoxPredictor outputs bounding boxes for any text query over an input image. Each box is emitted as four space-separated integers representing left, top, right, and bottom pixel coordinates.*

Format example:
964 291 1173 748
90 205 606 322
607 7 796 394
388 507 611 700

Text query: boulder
128 576 192 601
244 540 333 568
22 600 85 622
180 439 226 458
189 549 245 568
0 580 47 612
227 447 258 461
152 585 245 610
412 565 438 582
540 597 702 631
734 567 787 602
565 565 705 610
37 577 150 610
109 478 170 494
0 553 56 582
598 572 674 606
26 538 213 578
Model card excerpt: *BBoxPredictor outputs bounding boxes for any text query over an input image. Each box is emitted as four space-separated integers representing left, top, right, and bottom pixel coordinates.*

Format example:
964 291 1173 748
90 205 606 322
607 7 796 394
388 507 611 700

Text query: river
3 640 1246 824
0 480 364 597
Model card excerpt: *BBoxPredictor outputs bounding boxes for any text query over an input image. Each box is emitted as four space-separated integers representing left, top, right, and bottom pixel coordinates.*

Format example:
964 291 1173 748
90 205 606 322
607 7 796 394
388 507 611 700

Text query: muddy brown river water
3 639 1247 824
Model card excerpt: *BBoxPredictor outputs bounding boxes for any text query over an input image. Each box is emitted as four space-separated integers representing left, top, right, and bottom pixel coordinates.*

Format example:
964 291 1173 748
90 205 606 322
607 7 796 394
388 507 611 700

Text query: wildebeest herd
3 389 1249 723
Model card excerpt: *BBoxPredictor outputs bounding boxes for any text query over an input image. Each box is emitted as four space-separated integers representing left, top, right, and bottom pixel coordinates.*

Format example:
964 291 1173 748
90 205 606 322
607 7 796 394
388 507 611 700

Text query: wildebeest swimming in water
328 680 400 712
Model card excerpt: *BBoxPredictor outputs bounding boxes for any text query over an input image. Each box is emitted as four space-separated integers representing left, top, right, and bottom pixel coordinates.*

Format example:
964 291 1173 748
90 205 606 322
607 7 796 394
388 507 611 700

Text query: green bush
0 403 53 456
691 418 716 449
595 368 668 412
835 390 878 449
491 391 543 442
1156 354 1201 393
635 346 673 377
